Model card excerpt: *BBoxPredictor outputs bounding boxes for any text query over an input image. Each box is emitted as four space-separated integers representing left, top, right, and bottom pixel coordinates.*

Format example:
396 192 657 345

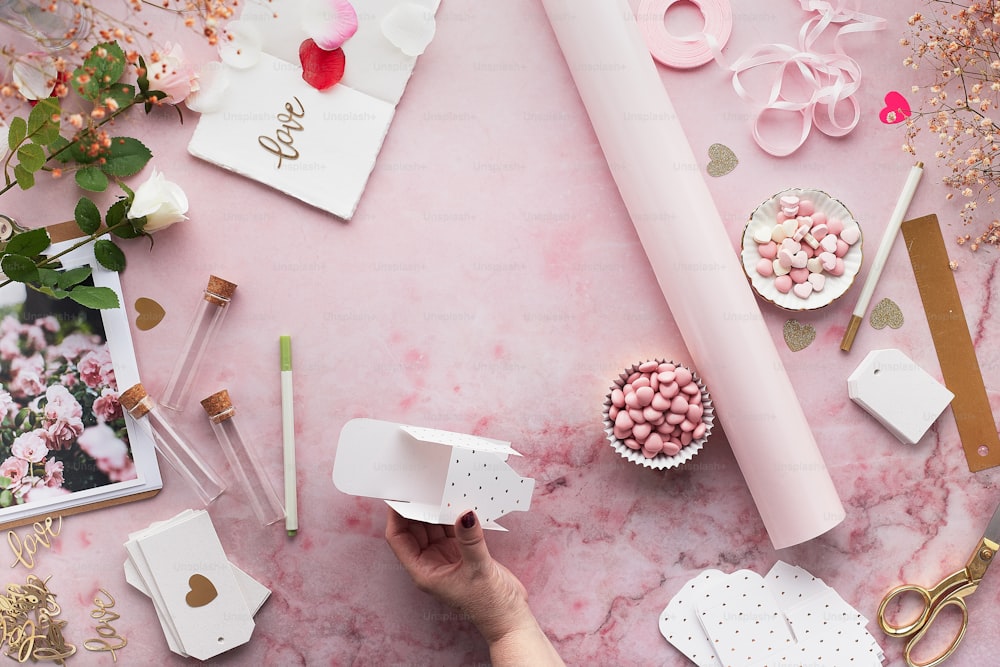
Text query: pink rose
22 485 70 503
11 430 49 464
0 457 28 485
77 345 114 389
0 334 20 361
34 317 59 333
9 354 45 398
42 385 84 449
49 332 100 362
78 424 135 482
92 388 122 423
150 43 198 104
0 390 14 420
43 459 64 488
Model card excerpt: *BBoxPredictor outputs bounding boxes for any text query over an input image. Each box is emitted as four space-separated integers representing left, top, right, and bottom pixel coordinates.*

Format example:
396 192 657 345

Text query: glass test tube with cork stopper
201 389 285 526
160 275 237 411
120 383 226 505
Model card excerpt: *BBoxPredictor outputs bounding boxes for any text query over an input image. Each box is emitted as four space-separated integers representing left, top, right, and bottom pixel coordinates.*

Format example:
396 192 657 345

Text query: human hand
384 507 532 645
385 508 564 665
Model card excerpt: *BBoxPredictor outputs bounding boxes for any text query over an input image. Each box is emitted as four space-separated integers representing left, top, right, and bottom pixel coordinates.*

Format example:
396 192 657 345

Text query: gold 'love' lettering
8 517 62 570
258 96 306 168
84 589 126 661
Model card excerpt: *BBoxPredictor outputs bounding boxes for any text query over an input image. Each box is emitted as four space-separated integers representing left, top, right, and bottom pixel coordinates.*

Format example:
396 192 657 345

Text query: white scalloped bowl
741 188 863 311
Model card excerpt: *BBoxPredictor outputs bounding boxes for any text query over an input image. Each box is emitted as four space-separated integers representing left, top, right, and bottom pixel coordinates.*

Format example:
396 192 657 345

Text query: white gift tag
132 511 255 660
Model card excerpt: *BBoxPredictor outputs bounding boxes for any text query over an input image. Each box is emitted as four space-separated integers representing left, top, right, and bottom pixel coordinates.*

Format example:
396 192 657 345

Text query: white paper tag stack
659 561 884 666
123 510 271 660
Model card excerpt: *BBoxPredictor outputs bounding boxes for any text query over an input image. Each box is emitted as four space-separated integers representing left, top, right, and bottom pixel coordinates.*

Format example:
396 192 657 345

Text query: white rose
127 169 189 232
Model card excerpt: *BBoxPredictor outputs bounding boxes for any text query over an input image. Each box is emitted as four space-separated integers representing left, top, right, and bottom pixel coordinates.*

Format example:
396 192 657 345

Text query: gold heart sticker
783 319 816 352
185 573 218 608
706 143 738 177
134 297 166 331
869 297 903 330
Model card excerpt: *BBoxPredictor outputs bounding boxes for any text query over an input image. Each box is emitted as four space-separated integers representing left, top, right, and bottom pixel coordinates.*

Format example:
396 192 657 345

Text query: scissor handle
877 568 974 637
878 583 935 637
901 595 970 667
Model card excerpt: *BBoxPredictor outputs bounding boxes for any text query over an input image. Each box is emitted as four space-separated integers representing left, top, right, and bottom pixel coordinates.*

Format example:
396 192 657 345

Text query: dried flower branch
902 1 1000 249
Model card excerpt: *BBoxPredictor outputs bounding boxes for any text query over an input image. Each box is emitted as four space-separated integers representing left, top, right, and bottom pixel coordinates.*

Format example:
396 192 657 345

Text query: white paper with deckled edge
697 570 795 667
188 52 395 220
333 418 534 530
237 0 442 105
131 511 255 660
659 570 726 667
847 349 954 445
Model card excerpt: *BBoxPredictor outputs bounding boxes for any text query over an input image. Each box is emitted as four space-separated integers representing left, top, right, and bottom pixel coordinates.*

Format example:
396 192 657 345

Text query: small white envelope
333 418 535 530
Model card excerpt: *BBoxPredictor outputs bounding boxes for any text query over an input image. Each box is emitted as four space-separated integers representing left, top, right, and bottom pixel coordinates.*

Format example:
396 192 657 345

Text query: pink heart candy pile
751 195 860 301
607 360 712 460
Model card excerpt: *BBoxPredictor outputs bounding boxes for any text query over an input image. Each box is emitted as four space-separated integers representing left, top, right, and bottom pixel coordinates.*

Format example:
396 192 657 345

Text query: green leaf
72 42 127 101
0 490 12 507
94 238 125 272
103 83 135 113
0 477 11 489
75 166 108 192
47 135 71 162
1 254 37 282
74 197 102 235
14 408 30 428
68 285 120 309
5 228 50 257
56 265 92 289
16 143 45 172
27 98 60 145
107 199 140 238
100 137 151 177
13 164 34 190
37 268 60 287
7 117 25 151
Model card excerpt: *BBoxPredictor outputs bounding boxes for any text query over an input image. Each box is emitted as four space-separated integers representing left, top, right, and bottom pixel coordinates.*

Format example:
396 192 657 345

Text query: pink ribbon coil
636 0 733 69
720 0 886 156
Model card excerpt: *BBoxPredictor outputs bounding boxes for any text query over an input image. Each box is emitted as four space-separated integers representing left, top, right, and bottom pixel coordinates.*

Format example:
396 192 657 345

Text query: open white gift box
333 418 535 530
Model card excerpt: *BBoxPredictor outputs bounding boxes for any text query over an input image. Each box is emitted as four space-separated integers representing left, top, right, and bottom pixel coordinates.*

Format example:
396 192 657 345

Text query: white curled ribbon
712 0 885 156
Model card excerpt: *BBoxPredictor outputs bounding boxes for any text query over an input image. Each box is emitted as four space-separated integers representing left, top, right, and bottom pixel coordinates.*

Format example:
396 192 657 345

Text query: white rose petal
127 169 189 232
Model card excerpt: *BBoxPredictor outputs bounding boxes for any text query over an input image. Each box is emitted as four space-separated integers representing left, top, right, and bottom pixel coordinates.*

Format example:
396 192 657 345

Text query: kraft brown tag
902 214 1000 471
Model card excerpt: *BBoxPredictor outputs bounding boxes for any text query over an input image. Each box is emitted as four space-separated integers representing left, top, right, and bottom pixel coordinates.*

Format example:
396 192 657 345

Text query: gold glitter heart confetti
783 319 816 352
706 143 738 177
869 297 904 330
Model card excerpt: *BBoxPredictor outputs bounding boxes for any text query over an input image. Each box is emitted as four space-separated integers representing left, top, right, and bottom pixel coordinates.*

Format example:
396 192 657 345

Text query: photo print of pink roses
0 287 134 508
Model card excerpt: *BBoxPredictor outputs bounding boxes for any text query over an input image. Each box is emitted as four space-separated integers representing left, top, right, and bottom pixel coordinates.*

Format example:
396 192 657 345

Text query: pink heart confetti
299 39 346 91
879 91 911 125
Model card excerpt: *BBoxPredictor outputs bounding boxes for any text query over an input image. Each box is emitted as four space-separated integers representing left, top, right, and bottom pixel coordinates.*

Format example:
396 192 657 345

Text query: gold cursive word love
83 589 126 661
8 517 62 570
258 97 306 168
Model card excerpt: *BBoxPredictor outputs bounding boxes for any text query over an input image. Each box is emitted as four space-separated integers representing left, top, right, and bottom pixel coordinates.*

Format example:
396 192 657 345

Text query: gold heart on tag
134 297 166 331
783 319 816 352
869 297 903 330
185 573 218 608
706 143 738 177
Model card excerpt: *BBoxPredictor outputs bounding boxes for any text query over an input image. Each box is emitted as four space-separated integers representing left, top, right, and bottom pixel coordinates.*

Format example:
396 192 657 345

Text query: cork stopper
201 389 235 424
204 275 237 307
119 383 152 418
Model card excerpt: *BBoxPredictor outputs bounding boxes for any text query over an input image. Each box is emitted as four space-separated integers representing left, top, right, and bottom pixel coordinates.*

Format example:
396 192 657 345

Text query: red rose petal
299 39 345 91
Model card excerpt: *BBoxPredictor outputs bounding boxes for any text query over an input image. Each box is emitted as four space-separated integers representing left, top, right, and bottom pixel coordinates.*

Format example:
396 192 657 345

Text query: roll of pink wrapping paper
540 0 845 549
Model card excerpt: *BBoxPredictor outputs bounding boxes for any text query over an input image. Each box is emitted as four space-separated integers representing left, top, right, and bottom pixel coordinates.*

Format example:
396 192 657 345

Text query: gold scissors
877 503 1000 667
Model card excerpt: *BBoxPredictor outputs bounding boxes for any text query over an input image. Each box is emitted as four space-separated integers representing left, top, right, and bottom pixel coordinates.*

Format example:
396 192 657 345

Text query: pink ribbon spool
636 0 733 69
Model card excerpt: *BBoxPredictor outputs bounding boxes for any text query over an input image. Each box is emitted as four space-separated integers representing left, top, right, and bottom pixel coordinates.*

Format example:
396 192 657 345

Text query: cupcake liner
603 359 715 470
741 188 863 311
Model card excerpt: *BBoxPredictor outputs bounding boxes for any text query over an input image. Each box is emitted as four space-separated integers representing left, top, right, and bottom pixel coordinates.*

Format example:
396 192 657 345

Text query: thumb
454 510 491 569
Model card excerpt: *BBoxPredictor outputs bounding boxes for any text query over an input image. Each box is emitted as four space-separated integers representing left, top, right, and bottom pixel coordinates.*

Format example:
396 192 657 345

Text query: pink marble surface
4 0 1000 664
